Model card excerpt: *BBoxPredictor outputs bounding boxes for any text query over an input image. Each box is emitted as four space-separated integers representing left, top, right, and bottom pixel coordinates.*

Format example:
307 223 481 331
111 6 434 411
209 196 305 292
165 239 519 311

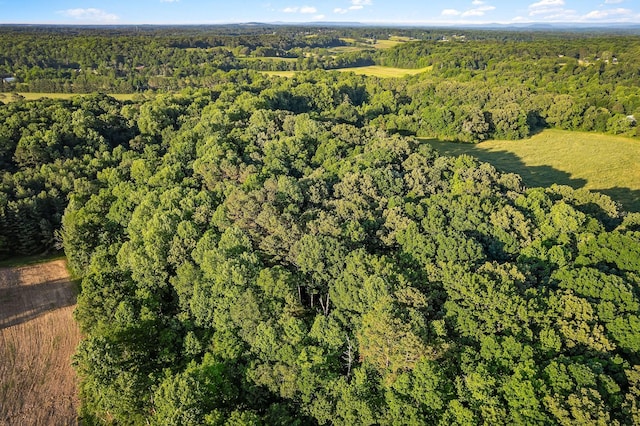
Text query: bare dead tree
343 335 354 378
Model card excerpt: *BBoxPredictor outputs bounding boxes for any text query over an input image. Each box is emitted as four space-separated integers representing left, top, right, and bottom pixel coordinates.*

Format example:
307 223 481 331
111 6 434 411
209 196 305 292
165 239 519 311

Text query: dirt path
0 259 80 426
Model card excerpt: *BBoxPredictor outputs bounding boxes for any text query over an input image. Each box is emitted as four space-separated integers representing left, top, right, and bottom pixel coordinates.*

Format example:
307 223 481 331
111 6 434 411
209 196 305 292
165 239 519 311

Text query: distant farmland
336 65 432 77
261 65 431 78
422 129 640 212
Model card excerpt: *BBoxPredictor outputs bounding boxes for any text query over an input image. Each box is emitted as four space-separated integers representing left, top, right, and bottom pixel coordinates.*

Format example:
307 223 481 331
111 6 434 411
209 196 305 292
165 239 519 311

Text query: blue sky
1 0 639 25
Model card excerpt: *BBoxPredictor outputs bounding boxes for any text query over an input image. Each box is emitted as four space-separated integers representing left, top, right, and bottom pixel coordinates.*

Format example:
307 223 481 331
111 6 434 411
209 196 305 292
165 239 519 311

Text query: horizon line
2 20 640 27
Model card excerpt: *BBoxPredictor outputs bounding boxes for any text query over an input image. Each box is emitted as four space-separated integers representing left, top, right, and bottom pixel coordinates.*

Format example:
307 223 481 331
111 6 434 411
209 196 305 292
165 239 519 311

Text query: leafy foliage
1 26 639 425
49 85 639 425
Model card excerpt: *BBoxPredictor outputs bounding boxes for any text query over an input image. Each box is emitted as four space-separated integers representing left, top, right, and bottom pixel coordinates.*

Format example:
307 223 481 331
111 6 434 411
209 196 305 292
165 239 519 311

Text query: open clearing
422 129 640 212
337 36 412 51
239 56 298 62
371 38 406 49
259 70 298 78
0 259 80 426
336 65 431 77
261 66 431 79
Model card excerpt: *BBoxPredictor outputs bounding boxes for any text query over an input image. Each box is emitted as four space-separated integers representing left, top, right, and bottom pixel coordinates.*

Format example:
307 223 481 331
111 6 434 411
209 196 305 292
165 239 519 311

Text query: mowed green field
259 70 298 78
336 37 398 49
260 66 431 78
239 56 298 62
370 39 405 49
2 93 136 102
422 129 640 212
336 36 413 51
336 65 432 77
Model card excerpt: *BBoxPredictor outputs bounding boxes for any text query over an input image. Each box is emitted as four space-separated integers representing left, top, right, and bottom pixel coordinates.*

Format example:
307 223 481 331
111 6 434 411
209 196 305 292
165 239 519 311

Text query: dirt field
0 259 80 426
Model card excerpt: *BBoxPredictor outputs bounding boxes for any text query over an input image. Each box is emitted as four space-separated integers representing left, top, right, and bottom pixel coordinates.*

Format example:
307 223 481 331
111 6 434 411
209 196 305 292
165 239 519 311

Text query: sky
1 0 639 25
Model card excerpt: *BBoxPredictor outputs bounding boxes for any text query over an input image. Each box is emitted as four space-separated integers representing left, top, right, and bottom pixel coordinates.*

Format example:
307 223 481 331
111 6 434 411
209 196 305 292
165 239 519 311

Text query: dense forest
1 25 640 424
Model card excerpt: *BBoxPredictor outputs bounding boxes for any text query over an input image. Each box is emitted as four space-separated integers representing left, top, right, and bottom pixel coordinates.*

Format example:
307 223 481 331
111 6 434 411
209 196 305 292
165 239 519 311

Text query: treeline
0 94 134 255
56 86 640 424
378 36 640 122
2 27 639 141
0 26 345 93
3 25 640 99
239 51 376 72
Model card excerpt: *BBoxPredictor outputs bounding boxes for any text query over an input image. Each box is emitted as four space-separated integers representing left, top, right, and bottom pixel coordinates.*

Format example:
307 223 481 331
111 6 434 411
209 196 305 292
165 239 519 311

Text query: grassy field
371 39 405 49
259 70 298 78
329 45 372 53
389 36 414 42
239 56 298 62
422 129 640 212
335 36 412 52
336 65 432 77
1 92 136 102
0 259 80 425
260 66 431 78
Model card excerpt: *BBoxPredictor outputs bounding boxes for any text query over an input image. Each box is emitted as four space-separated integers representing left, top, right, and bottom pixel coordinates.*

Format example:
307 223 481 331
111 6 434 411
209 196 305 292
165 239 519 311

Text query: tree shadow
0 278 77 329
422 139 639 213
479 149 588 190
597 187 640 214
423 139 587 187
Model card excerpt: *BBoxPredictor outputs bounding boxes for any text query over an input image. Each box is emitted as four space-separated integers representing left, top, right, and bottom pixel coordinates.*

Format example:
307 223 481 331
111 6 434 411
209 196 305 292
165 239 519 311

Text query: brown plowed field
0 259 80 425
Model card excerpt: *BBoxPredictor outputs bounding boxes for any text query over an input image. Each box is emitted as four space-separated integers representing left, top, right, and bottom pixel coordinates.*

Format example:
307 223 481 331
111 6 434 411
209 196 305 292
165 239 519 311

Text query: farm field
259 70 298 78
261 65 431 78
336 36 412 51
372 38 407 49
422 129 640 212
239 56 298 62
0 259 80 426
336 65 432 77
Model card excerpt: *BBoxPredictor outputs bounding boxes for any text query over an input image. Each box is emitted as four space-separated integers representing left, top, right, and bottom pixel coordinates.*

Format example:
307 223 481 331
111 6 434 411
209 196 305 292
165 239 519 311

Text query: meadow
335 36 412 51
422 129 640 212
238 56 298 62
261 65 432 78
336 65 432 77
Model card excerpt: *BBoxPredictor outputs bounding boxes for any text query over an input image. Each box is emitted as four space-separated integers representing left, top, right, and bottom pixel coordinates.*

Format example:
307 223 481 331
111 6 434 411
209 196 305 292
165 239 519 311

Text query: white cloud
160 0 179 2
604 0 624 3
332 0 372 15
528 0 570 17
584 8 631 19
462 5 495 16
283 5 317 14
441 9 461 16
442 3 495 18
58 8 119 22
313 14 325 20
530 8 579 20
529 0 564 7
